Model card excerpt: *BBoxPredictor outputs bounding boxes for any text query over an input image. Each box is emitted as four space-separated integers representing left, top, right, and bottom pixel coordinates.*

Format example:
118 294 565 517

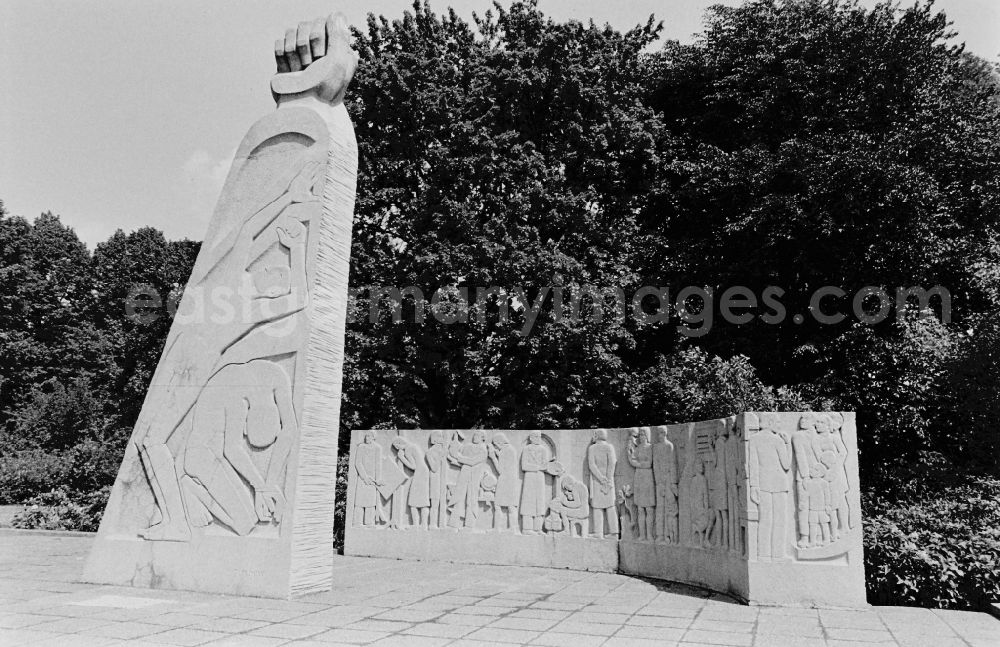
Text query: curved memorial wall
344 412 865 607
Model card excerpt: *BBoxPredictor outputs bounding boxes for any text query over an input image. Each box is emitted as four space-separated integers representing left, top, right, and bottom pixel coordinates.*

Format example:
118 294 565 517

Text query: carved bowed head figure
592 429 608 443
562 476 577 500
430 430 444 445
528 431 542 445
473 430 487 444
364 430 377 444
637 428 651 445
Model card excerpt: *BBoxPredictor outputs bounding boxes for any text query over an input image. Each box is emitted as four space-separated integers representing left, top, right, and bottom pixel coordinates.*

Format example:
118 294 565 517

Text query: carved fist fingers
283 28 302 72
274 39 290 74
309 17 327 60
296 21 314 67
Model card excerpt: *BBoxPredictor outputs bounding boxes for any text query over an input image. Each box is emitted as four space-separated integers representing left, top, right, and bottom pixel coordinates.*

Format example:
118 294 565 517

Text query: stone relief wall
82 14 359 599
344 412 866 606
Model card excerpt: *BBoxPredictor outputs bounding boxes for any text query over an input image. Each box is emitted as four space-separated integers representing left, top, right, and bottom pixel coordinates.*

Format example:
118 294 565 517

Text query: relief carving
346 414 859 568
652 427 678 544
520 431 550 534
488 433 519 532
447 430 489 530
707 421 730 550
628 427 656 541
137 161 322 542
354 430 383 527
426 430 448 529
392 436 430 529
747 413 792 560
689 457 710 547
548 474 589 537
588 429 618 539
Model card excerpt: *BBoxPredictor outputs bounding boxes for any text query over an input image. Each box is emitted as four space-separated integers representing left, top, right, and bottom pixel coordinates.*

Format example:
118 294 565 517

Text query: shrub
11 485 110 532
333 453 349 553
0 449 72 504
864 477 1000 610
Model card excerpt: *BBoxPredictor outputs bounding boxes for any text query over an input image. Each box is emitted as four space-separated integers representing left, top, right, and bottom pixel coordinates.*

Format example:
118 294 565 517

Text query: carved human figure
748 413 792 560
392 436 430 529
520 431 550 534
548 474 590 537
822 414 853 537
811 415 849 542
801 462 832 546
425 430 448 529
726 420 743 554
135 167 320 542
354 431 383 527
707 423 730 549
652 428 678 543
180 360 293 536
447 430 488 529
487 433 520 532
588 429 618 539
743 416 761 556
616 484 638 539
790 413 817 547
628 428 656 541
689 458 710 547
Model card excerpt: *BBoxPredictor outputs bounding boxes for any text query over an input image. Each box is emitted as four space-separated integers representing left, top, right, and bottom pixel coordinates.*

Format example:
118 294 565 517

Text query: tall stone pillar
82 15 358 598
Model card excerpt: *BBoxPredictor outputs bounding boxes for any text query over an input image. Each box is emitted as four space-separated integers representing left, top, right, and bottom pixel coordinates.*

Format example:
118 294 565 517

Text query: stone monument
82 15 358 598
345 413 866 607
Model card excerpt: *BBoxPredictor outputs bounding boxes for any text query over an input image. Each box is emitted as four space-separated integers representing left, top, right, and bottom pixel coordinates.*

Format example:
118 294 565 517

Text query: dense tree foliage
0 203 200 501
2 0 999 608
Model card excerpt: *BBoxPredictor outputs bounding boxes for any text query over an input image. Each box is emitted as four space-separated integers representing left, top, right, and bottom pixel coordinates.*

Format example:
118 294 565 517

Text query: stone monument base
618 539 748 602
346 527 618 572
83 533 297 598
746 539 867 607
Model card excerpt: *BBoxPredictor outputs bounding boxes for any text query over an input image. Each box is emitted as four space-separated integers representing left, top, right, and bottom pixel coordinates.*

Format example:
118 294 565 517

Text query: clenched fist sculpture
271 13 358 105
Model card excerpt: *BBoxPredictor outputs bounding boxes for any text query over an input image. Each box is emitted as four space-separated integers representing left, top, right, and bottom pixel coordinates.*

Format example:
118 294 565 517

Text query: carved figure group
744 412 857 561
792 413 853 549
354 430 571 535
134 160 323 542
350 415 855 562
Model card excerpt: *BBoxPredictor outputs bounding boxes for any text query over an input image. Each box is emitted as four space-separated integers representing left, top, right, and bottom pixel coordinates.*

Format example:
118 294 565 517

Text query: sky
1 0 997 249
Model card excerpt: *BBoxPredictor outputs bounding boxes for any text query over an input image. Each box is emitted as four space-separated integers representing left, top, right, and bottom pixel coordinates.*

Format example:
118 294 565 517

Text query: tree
91 228 199 427
642 0 1000 389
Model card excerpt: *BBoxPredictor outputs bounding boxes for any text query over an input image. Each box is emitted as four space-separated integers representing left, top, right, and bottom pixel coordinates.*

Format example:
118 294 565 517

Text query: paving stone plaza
1 531 997 647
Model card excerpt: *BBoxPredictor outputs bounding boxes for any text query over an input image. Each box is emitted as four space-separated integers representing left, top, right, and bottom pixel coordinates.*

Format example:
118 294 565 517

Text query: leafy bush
334 453 349 553
0 449 72 504
11 485 110 532
865 477 1000 610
